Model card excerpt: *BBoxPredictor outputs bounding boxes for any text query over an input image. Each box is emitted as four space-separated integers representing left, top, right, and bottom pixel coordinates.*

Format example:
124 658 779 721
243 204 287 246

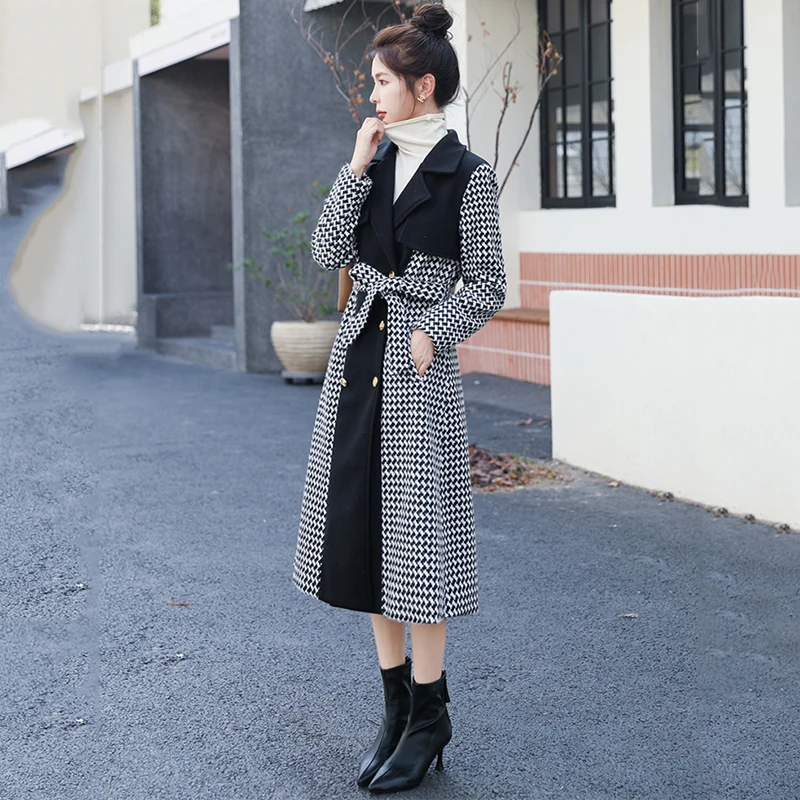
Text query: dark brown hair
370 3 460 108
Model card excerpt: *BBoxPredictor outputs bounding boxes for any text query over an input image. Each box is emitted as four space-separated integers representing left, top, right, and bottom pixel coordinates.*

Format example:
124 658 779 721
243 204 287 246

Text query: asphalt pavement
1 173 798 800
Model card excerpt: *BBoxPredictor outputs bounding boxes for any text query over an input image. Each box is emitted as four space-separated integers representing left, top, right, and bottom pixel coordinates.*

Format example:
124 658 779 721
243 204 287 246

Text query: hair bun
410 3 453 40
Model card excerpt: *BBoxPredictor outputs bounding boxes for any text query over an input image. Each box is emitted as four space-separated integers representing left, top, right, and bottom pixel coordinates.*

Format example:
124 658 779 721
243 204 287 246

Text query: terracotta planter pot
270 320 339 381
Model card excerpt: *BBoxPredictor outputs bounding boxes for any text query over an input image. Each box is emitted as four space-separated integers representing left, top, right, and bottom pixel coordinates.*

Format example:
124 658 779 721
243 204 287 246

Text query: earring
418 93 425 102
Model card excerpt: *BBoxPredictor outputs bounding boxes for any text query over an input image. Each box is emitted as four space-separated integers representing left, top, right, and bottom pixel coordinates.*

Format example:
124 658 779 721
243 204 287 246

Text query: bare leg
370 613 407 669
409 619 446 683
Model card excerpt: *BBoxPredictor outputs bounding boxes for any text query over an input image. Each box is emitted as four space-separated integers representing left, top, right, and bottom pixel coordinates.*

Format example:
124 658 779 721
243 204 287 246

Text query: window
539 0 615 208
673 0 747 205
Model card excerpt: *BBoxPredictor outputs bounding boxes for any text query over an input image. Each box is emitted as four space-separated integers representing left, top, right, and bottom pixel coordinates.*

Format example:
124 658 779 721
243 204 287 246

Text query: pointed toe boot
356 656 413 789
367 670 452 794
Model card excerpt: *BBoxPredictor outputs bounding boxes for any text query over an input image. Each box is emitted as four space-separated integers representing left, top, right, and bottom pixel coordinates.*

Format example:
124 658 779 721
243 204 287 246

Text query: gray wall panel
139 59 233 298
233 4 372 372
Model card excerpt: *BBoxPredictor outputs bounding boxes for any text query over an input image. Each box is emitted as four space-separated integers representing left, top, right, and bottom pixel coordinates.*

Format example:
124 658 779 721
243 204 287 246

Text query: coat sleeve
412 163 507 350
310 163 373 271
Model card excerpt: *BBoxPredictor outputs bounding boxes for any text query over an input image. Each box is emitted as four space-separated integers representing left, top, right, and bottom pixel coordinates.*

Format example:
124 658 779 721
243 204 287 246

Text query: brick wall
457 253 800 385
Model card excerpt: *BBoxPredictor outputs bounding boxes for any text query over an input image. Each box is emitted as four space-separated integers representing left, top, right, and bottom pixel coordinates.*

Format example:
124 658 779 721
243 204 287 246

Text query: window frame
672 0 748 206
538 0 616 209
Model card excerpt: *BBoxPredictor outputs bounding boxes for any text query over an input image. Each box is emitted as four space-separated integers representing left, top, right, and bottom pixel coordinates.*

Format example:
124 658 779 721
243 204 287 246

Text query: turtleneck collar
382 112 449 157
382 113 449 202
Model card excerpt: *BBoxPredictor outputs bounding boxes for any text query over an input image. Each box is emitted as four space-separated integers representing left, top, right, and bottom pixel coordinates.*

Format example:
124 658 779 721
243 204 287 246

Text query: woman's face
369 55 416 124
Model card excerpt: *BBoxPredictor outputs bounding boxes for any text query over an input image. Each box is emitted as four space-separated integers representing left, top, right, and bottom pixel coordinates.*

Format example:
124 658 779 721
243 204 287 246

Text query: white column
648 0 674 206
783 0 800 206
611 0 656 211
745 0 787 211
458 0 539 309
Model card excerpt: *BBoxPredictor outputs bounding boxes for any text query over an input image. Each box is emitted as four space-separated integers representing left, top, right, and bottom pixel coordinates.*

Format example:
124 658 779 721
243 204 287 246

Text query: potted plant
233 181 339 383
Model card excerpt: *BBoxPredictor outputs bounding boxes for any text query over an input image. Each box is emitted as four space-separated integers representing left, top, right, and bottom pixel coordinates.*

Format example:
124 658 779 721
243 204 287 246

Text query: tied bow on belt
342 262 450 378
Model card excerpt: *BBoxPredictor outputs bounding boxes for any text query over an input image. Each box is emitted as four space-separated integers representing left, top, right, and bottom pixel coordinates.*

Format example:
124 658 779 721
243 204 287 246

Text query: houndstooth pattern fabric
292 161 506 624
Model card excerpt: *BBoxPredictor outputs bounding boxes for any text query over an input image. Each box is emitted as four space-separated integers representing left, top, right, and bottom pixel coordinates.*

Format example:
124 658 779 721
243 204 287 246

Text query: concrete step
5 153 70 216
155 336 237 371
210 324 235 344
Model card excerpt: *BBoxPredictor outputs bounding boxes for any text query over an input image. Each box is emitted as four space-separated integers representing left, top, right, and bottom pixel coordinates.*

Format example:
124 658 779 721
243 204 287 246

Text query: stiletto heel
435 747 444 771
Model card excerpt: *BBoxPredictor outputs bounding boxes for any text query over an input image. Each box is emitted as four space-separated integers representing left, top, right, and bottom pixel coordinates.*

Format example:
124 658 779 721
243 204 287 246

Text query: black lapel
360 130 470 268
392 170 432 230
364 141 398 272
393 129 466 230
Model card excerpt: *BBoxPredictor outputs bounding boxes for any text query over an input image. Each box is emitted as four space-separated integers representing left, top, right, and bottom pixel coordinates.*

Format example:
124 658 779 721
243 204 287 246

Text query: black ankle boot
356 656 413 788
367 670 452 794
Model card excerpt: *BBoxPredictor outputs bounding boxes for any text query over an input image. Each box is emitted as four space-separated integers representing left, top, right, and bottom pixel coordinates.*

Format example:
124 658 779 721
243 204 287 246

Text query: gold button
388 271 395 278
379 320 385 331
372 376 379 387
341 378 348 387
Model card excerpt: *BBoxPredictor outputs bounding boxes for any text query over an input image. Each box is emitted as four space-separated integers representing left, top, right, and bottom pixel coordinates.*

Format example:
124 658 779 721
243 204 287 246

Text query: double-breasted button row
340 376 380 388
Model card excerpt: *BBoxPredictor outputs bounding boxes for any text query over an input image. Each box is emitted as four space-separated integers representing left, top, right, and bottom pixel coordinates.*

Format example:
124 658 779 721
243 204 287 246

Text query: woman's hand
410 329 434 376
350 117 385 178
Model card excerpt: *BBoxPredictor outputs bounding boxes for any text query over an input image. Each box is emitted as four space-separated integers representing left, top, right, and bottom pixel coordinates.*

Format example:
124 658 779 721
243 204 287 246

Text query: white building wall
543 1 799 526
0 0 101 135
160 0 214 20
0 0 149 329
551 291 800 530
9 103 101 331
1 0 240 330
514 0 800 257
448 0 539 309
101 90 139 324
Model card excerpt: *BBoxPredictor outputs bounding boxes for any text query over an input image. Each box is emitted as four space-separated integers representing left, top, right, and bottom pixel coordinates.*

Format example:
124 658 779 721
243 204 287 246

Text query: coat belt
342 262 450 376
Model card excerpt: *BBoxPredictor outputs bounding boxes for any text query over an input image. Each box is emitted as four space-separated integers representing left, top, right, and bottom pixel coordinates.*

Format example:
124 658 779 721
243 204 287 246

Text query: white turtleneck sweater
382 113 449 202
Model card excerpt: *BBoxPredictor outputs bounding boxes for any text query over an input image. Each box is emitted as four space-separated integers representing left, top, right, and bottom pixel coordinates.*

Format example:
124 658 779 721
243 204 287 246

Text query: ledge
493 307 550 325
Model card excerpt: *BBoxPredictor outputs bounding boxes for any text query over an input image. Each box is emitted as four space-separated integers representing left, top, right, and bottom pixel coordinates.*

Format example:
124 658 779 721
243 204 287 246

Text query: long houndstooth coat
292 129 506 625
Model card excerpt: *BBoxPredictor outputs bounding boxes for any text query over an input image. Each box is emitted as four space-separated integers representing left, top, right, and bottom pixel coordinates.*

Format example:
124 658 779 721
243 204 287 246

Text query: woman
292 3 506 792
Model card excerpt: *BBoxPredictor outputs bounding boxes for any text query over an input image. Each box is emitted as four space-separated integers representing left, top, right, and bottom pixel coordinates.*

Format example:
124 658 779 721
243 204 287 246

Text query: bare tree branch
498 31 562 197
291 1 562 198
462 4 521 154
493 62 514 172
289 0 411 125
467 13 521 106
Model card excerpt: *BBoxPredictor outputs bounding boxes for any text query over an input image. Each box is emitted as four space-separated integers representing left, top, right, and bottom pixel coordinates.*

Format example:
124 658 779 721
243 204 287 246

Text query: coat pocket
407 331 431 382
